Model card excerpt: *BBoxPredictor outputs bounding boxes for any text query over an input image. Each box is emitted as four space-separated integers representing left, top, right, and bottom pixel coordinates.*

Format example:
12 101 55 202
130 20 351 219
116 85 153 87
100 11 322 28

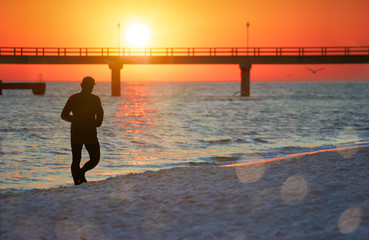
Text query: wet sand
1 145 368 239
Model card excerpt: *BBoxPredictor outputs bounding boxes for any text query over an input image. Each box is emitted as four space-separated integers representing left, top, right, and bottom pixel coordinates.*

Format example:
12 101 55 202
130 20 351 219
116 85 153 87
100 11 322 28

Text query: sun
125 24 150 47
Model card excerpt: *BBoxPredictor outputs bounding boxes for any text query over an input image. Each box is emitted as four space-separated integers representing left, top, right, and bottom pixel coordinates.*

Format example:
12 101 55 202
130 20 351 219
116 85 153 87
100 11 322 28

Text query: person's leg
71 144 83 185
81 141 100 176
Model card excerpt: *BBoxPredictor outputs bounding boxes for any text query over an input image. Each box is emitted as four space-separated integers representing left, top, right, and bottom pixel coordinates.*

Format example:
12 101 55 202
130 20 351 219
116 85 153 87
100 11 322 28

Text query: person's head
81 76 95 93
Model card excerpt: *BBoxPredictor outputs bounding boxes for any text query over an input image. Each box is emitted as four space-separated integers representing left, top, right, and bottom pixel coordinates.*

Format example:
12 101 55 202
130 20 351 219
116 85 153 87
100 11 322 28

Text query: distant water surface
1 81 369 192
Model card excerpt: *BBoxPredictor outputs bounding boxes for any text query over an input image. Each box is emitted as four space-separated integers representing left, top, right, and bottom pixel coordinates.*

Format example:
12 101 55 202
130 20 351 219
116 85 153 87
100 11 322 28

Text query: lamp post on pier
246 22 250 55
118 22 121 55
239 21 251 97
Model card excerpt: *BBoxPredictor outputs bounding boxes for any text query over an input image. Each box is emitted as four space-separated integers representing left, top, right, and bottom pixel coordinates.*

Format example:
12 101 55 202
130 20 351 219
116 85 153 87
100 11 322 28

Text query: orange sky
1 0 368 82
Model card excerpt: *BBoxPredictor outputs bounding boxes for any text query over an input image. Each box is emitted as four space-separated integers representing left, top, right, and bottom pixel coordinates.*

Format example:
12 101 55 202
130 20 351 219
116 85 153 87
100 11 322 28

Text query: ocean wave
188 161 217 166
201 137 233 144
200 137 247 145
208 155 241 163
253 137 269 143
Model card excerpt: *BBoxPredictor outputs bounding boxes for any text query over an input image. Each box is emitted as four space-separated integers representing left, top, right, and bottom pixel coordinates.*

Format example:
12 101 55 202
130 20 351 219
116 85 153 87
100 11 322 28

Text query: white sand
1 146 368 239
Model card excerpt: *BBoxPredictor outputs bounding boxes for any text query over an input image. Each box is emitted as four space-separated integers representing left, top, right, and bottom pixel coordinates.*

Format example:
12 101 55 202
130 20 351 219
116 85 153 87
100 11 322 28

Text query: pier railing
1 46 368 57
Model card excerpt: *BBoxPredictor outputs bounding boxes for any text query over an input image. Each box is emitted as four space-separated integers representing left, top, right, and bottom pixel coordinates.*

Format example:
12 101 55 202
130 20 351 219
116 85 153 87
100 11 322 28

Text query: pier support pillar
109 62 123 96
240 64 252 96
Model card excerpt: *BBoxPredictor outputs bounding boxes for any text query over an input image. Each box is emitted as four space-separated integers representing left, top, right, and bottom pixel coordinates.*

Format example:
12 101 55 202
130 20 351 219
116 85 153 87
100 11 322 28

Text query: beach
1 145 368 239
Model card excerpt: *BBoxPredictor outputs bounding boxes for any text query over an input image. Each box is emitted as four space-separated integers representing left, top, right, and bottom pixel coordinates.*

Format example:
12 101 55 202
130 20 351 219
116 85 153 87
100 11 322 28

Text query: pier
0 80 46 95
1 46 368 96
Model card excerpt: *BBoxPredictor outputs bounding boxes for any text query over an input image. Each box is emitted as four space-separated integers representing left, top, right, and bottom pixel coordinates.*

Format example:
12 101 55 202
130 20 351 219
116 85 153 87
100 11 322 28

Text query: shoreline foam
1 145 368 239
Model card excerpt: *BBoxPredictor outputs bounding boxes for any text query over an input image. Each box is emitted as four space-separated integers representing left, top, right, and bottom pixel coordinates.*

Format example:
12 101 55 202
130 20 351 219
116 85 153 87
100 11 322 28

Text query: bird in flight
306 67 325 74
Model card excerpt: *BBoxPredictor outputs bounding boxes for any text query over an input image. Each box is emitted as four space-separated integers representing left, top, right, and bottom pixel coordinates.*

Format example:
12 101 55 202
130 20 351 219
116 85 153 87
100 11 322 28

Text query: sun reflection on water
111 85 164 167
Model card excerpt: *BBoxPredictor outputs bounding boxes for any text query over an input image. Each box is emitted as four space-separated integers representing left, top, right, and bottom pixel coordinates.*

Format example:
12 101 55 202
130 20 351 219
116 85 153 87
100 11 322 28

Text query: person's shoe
80 173 87 183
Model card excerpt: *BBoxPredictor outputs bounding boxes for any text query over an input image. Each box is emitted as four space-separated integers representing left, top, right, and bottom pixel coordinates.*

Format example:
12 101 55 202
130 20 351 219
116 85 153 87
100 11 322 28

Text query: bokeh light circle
339 207 362 234
281 175 308 204
337 127 360 159
235 153 265 183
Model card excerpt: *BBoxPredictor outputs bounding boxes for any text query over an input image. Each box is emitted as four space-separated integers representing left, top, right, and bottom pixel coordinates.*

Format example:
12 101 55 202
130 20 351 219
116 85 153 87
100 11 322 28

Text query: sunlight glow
125 24 150 47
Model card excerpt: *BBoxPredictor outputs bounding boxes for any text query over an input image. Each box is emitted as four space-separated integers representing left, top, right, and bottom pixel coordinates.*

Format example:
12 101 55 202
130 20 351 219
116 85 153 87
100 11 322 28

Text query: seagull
306 67 325 74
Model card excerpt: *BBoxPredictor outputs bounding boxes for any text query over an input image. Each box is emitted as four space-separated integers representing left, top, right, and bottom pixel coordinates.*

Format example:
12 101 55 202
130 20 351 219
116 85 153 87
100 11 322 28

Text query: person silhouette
61 76 104 185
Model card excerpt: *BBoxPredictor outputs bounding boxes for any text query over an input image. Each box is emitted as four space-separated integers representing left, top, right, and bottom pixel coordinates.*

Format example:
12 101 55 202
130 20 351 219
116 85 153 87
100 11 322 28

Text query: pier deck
0 80 46 95
1 46 368 96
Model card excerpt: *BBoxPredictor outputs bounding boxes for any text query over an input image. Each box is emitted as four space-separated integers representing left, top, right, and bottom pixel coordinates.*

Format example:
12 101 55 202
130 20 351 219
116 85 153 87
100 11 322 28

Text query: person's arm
61 96 74 123
95 96 104 127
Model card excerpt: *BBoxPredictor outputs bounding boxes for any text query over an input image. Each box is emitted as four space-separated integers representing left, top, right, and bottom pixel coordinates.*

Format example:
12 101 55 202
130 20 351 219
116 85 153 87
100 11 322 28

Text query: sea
1 81 369 193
